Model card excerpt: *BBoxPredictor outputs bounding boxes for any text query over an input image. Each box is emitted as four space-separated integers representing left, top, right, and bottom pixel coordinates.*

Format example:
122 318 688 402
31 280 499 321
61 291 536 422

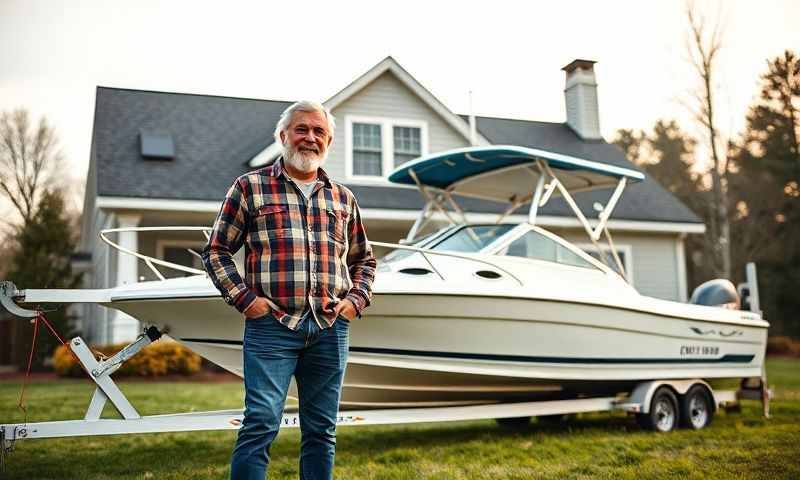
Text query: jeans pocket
244 313 273 338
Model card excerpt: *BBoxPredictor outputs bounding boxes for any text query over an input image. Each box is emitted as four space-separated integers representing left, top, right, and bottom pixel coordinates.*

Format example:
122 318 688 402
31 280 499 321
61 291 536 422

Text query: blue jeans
230 309 350 480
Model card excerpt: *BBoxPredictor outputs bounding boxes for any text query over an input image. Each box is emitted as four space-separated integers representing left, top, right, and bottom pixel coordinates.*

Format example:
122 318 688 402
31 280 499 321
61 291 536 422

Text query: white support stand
72 336 141 420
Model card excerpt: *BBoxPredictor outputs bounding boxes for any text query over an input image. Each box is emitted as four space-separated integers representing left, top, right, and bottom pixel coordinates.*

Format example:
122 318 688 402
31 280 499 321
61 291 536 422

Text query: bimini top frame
388 145 646 280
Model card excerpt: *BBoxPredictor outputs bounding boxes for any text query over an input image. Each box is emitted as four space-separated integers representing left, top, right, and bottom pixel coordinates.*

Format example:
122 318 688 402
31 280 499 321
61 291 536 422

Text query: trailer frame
1 326 770 470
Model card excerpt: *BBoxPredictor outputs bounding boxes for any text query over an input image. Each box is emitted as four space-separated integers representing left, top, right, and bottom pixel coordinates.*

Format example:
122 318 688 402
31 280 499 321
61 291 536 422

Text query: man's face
280 110 333 174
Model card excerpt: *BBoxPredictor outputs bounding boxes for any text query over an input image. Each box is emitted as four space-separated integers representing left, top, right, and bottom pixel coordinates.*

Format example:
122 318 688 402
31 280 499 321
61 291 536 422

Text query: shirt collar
272 157 332 189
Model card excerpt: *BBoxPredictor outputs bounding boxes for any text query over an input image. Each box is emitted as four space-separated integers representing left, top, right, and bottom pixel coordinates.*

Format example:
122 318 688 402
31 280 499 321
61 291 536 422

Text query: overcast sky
1 0 798 214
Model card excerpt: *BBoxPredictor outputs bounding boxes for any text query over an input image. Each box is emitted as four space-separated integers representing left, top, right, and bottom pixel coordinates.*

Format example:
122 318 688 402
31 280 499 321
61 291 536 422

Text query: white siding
327 72 469 181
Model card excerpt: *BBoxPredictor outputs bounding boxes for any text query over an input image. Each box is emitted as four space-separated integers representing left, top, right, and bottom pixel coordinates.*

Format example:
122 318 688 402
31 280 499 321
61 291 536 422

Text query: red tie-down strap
17 311 70 424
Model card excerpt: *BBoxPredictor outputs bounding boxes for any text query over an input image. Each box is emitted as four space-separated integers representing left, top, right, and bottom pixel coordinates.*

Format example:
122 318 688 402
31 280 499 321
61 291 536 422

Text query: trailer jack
1 324 164 470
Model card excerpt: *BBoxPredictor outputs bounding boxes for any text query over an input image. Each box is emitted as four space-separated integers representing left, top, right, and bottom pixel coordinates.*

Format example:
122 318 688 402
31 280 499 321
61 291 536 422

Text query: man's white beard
283 141 326 174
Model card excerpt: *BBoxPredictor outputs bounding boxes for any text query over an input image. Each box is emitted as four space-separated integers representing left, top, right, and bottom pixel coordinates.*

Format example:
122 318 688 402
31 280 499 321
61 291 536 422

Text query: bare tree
685 2 732 279
0 108 64 227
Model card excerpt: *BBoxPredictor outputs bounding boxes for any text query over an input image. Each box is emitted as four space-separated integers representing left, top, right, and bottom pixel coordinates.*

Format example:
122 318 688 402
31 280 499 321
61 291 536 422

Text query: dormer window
346 116 428 181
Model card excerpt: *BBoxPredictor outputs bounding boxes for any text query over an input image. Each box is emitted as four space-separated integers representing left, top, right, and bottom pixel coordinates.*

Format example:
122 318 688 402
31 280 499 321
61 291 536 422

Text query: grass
1 358 798 479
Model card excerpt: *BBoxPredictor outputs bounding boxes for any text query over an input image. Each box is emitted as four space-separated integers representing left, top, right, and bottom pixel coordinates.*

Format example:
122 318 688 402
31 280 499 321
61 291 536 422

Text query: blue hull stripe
180 339 754 364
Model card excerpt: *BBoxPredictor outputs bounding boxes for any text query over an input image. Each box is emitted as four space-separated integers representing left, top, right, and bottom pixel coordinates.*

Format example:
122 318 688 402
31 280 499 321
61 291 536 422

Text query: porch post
111 214 142 343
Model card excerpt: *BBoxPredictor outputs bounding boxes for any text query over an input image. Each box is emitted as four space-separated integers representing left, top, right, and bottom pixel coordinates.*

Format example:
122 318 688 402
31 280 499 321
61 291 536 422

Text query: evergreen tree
613 121 701 207
611 128 644 166
730 50 800 336
6 189 81 370
644 120 702 206
613 121 712 289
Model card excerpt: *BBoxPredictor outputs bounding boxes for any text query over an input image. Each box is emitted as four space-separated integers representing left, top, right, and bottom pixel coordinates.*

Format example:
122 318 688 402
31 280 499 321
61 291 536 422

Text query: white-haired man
202 100 376 479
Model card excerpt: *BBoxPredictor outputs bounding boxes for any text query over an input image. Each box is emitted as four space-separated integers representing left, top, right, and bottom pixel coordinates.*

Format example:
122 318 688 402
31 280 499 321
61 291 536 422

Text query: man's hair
273 100 336 144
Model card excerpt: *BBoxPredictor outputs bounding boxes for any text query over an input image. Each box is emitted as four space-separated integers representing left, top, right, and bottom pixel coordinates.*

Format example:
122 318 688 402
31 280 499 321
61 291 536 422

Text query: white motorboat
2 146 769 411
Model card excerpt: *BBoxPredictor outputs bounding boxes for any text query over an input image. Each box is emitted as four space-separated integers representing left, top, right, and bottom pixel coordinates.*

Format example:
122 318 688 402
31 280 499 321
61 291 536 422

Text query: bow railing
98 227 524 286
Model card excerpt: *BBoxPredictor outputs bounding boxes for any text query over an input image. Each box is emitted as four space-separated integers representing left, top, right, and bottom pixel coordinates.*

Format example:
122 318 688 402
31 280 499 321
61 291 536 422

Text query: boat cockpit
377 146 645 281
383 222 610 276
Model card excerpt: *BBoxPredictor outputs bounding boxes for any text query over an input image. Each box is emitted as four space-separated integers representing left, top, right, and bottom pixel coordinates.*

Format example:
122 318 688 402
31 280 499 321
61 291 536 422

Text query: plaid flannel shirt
201 159 376 330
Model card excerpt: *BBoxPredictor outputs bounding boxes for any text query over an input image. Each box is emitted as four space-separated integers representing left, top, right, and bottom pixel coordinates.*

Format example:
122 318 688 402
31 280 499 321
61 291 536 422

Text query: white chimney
562 59 602 140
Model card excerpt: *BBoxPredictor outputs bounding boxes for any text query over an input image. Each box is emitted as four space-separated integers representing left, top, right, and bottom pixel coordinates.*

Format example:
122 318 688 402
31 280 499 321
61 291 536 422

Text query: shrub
52 340 202 377
52 342 85 377
766 336 800 357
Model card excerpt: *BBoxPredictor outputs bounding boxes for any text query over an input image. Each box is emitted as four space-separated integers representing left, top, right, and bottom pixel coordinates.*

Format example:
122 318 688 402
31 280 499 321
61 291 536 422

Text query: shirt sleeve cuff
233 289 258 314
345 291 368 317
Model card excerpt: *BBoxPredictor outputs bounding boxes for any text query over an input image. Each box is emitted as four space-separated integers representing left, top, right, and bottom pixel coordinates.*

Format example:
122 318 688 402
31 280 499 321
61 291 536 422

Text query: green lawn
1 358 799 479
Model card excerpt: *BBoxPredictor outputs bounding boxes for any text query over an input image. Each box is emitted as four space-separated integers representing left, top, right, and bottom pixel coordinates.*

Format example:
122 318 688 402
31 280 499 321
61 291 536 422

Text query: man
201 100 376 480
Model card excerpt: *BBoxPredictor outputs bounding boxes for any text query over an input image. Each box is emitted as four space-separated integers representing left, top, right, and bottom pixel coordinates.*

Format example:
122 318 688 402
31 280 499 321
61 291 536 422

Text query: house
78 57 704 345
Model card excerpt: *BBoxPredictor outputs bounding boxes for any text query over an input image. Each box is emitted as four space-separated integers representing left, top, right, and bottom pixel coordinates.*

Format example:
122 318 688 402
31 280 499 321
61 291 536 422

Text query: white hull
100 274 767 409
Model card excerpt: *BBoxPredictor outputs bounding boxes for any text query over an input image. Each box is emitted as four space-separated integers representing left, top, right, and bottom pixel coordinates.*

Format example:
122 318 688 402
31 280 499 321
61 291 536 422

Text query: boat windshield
428 224 515 253
379 224 515 264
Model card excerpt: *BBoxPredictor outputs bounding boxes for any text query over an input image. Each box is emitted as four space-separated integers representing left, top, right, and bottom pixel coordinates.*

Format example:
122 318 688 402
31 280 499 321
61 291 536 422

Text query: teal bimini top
387 145 645 204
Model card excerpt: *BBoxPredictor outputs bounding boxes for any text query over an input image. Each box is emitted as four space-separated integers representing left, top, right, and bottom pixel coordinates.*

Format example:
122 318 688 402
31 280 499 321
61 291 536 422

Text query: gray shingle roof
91 87 701 224
93 87 291 200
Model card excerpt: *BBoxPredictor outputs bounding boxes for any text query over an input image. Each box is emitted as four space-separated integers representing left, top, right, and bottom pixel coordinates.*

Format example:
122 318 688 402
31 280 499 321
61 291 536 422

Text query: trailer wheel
680 385 714 429
495 416 530 428
636 386 679 432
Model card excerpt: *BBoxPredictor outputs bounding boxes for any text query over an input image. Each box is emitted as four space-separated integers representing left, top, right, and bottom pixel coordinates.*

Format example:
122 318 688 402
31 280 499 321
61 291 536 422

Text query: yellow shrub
52 344 85 377
52 340 202 377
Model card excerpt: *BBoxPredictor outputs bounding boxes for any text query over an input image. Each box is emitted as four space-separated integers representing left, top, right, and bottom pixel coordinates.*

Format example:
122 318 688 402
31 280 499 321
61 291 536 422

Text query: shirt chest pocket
253 204 291 232
326 208 349 244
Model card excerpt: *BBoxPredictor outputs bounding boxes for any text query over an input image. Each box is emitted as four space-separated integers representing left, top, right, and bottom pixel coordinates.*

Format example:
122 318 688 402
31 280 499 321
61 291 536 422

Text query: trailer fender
620 379 713 414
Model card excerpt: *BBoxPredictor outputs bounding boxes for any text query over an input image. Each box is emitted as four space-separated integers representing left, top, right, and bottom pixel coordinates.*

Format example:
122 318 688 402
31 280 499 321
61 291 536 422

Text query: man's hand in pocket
333 299 357 321
243 297 271 320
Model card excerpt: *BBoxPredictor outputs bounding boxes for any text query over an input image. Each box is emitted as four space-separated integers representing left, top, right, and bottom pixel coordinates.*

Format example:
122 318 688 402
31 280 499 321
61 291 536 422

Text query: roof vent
139 131 175 160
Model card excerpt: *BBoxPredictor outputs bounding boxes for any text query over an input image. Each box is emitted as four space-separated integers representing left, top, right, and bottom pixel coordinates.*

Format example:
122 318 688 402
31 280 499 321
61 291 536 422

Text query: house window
346 116 428 180
352 123 383 176
393 126 421 167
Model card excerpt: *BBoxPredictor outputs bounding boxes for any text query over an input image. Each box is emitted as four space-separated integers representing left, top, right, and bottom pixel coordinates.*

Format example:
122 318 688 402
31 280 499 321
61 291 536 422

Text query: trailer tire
679 384 714 429
636 386 679 432
495 416 530 428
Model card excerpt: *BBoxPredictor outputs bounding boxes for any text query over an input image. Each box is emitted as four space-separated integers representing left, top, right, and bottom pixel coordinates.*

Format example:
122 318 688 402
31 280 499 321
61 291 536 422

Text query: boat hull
110 290 767 409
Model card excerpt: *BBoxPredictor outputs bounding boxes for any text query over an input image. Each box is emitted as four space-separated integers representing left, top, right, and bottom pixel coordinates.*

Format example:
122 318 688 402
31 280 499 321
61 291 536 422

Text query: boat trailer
0 290 771 470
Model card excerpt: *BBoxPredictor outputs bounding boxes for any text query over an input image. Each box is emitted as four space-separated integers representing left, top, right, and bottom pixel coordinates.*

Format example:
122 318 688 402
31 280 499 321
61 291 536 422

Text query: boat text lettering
680 345 720 356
